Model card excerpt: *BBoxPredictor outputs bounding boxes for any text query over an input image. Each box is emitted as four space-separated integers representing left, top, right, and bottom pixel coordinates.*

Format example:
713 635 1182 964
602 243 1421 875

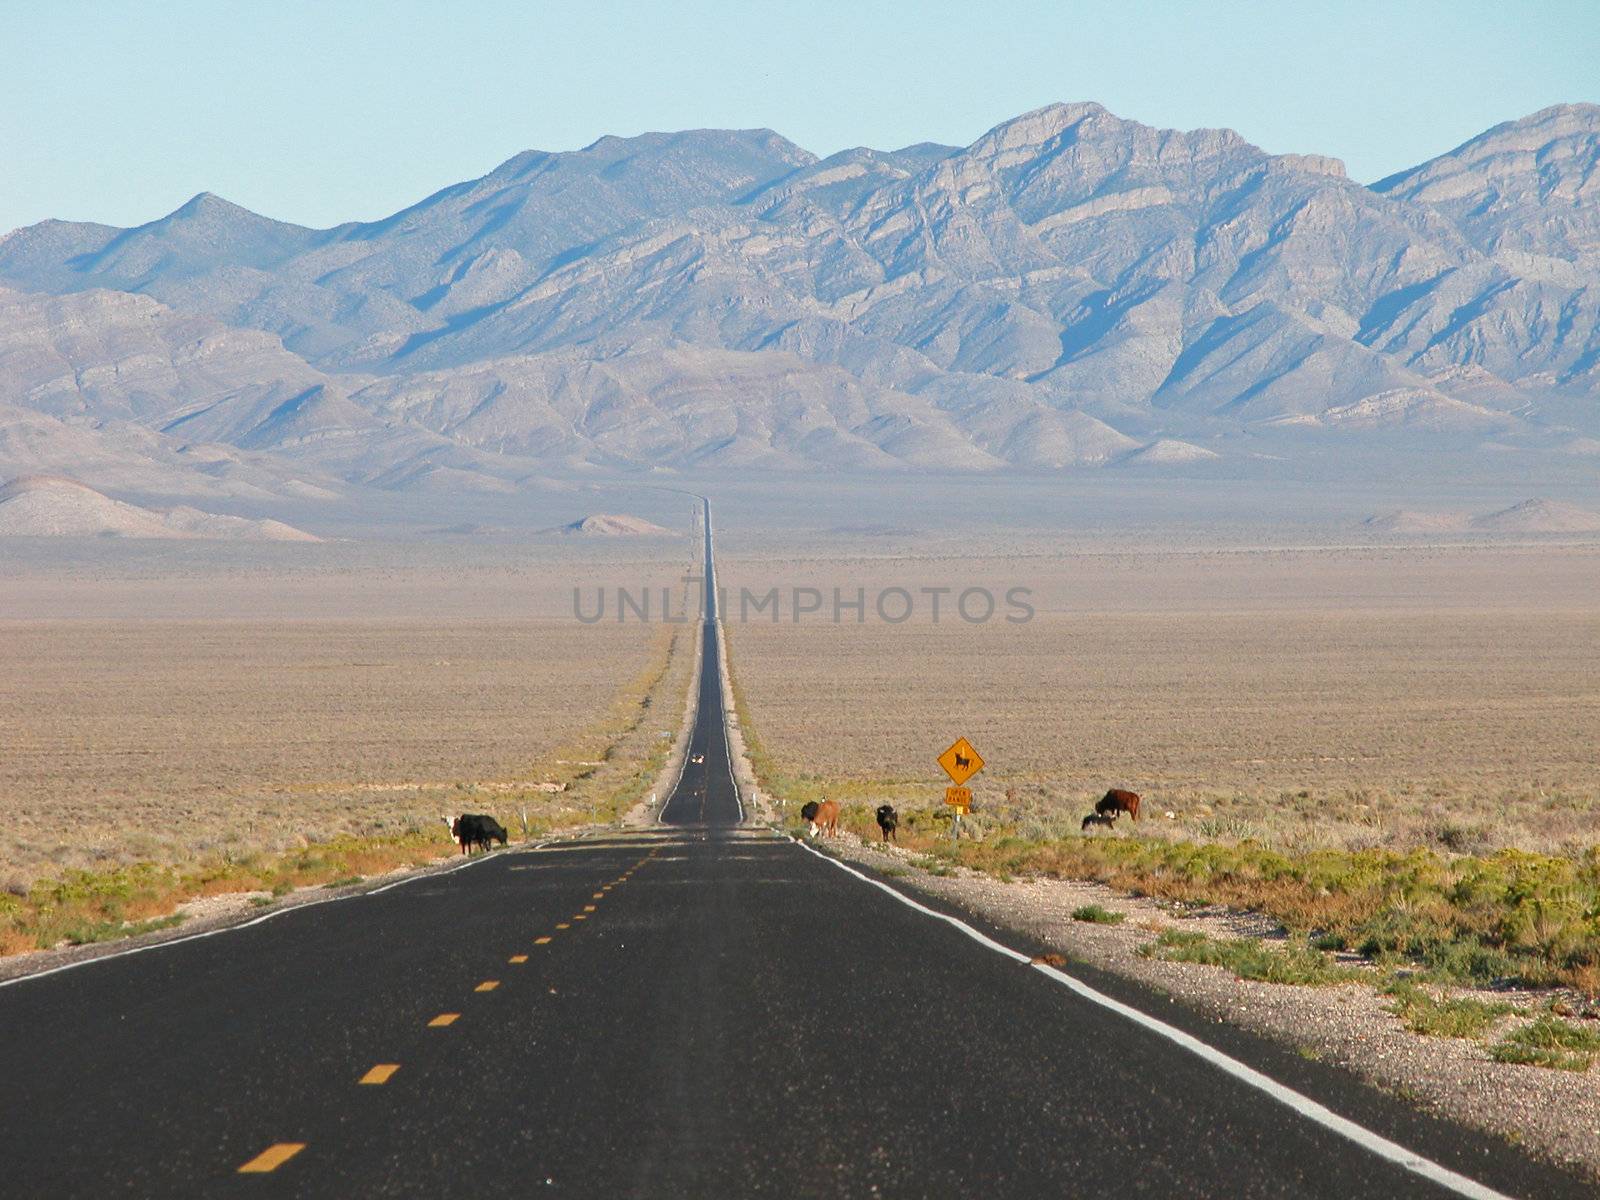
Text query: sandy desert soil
723 542 1600 855
0 540 698 887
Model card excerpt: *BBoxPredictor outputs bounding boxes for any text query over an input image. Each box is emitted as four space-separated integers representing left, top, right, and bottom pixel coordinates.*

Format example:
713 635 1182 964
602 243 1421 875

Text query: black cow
875 804 899 843
450 813 509 854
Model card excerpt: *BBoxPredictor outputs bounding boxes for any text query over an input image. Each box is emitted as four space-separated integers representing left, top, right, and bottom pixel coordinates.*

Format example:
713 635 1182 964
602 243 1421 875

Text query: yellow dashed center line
232 858 674 1181
238 1143 305 1173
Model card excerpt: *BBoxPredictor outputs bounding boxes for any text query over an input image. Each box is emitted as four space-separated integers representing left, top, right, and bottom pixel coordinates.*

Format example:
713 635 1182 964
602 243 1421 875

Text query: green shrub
1141 929 1361 986
61 913 184 946
1383 981 1511 1039
1490 1015 1600 1071
1071 904 1126 925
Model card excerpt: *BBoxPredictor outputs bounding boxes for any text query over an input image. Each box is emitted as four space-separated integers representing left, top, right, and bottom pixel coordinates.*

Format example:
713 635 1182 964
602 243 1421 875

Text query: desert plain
3 477 1599 970
723 538 1600 855
0 536 697 892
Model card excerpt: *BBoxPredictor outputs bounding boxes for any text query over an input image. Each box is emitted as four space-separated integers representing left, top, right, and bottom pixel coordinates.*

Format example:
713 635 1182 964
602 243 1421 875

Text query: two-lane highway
0 501 1590 1197
660 496 741 829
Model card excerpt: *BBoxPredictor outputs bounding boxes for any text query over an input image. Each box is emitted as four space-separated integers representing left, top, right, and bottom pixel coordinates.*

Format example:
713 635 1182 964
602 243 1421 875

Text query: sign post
937 738 985 842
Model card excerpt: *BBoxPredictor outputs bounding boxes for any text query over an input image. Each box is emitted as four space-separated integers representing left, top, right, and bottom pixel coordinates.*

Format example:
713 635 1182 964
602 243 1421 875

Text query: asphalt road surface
0 502 1590 1198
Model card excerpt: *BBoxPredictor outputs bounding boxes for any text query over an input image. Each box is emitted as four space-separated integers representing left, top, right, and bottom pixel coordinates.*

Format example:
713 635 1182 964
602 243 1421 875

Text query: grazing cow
1094 789 1142 823
445 813 509 854
1081 812 1116 831
799 799 839 839
875 804 899 843
445 814 476 854
461 813 508 852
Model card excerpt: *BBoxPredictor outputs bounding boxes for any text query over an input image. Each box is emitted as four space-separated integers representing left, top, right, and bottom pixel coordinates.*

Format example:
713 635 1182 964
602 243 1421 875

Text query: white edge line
709 504 743 823
0 840 552 991
715 622 744 825
792 837 1517 1200
705 503 742 824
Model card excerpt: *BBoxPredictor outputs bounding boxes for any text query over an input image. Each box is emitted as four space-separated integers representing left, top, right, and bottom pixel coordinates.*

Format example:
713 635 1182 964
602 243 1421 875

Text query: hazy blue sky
3 0 1596 234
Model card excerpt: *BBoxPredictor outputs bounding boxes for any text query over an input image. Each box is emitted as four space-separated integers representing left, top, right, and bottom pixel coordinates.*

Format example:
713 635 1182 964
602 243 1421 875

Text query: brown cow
806 799 840 839
1095 789 1141 823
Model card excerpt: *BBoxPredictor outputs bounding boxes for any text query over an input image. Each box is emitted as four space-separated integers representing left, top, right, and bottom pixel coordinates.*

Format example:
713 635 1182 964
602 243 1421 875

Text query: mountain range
1 101 1597 496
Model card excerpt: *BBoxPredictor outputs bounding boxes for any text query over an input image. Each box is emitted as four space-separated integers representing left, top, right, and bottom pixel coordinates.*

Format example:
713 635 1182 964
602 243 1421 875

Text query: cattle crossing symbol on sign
937 737 984 787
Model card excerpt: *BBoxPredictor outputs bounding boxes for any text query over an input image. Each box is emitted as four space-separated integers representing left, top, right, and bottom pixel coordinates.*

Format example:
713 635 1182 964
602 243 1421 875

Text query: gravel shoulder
820 830 1600 1181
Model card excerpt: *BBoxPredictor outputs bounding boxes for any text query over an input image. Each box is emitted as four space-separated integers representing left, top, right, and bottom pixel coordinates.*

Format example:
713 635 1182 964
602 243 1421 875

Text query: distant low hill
0 475 320 541
1361 510 1471 533
556 513 675 537
1363 498 1600 535
1470 499 1600 533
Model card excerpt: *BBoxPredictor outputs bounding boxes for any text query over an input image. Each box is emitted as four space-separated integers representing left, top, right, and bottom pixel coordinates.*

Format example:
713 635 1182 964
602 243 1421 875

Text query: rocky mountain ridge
1 102 1597 489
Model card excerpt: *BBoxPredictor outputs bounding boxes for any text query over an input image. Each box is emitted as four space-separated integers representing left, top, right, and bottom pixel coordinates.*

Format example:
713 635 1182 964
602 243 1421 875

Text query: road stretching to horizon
0 500 1588 1198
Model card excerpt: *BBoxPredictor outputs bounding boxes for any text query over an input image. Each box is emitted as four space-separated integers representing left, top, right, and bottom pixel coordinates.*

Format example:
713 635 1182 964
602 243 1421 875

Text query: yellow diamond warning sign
937 737 984 786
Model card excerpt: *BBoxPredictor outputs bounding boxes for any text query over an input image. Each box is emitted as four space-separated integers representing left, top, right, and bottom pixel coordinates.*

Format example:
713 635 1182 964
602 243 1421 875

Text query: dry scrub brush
0 622 693 956
726 609 1600 857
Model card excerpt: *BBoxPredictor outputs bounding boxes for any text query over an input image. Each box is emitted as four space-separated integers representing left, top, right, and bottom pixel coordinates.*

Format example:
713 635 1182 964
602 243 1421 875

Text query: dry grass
726 592 1600 857
0 537 701 881
0 619 673 881
0 618 693 954
0 537 701 954
728 543 1600 993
